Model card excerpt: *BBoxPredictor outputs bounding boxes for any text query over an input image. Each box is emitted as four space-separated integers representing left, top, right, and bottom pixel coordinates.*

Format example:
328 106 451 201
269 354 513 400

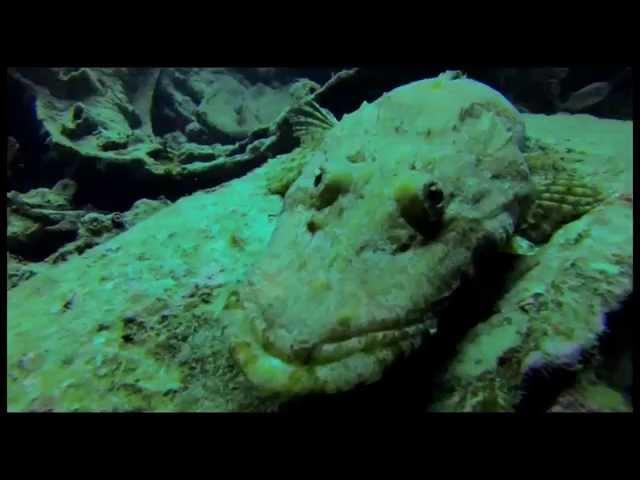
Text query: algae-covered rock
7 164 285 412
13 67 169 179
6 174 171 270
45 197 172 265
123 197 172 225
156 69 315 145
9 177 77 210
194 74 302 142
549 368 632 412
10 68 349 193
7 179 82 256
7 253 48 290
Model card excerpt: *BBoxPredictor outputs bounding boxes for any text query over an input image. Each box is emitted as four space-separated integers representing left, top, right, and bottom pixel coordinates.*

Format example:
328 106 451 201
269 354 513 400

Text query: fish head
230 73 534 395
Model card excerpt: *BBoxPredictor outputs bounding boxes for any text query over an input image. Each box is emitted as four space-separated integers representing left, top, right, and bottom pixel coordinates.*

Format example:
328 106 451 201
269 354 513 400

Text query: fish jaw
229 209 520 396
230 316 429 395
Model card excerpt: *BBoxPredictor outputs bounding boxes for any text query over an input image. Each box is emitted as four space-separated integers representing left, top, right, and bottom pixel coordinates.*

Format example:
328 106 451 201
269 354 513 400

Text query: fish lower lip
262 320 433 366
232 317 436 394
309 322 432 364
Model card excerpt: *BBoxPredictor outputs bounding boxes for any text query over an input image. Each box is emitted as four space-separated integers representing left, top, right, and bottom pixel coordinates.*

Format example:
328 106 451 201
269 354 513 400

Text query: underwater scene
5 67 633 412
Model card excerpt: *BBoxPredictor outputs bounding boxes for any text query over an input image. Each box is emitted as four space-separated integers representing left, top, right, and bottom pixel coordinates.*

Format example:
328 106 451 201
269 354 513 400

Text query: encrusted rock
10 68 357 194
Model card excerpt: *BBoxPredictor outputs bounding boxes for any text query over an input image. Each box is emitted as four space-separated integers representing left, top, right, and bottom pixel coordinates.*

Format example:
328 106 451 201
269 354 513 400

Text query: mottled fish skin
229 74 534 395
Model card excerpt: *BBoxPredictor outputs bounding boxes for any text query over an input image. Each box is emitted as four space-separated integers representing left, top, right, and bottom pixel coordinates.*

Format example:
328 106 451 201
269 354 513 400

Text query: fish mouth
231 317 435 395
279 320 434 365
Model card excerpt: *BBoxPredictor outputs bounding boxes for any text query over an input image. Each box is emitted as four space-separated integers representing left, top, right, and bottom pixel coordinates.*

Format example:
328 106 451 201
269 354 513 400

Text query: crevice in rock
514 293 634 412
516 366 579 413
11 228 79 262
6 76 58 193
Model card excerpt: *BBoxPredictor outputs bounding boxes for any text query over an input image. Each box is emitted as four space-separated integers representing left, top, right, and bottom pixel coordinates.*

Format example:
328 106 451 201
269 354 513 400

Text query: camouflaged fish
226 72 623 397
227 72 536 394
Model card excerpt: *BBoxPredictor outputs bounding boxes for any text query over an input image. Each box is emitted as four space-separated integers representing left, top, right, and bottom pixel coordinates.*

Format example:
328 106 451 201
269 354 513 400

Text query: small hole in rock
393 241 412 254
425 183 444 205
121 334 135 344
307 220 321 234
